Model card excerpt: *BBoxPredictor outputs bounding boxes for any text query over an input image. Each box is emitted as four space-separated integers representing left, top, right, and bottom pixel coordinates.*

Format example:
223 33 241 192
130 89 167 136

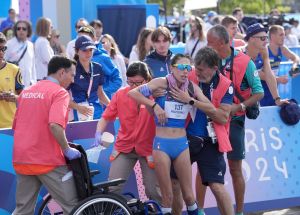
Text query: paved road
247 207 300 215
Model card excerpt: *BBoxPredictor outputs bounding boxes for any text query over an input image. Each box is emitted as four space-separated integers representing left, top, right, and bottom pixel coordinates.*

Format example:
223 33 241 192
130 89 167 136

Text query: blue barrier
281 46 300 61
278 62 300 101
170 44 185 54
1 107 300 214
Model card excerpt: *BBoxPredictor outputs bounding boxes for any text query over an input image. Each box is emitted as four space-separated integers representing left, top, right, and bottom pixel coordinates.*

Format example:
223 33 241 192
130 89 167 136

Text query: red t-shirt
13 80 69 171
102 86 155 156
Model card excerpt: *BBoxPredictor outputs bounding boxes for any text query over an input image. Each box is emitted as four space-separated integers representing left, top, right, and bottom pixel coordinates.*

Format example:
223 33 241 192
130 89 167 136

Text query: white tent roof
184 0 218 11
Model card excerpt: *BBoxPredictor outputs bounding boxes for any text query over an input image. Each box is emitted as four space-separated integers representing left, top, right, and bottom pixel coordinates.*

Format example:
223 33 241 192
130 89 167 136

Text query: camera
207 117 217 144
289 66 300 76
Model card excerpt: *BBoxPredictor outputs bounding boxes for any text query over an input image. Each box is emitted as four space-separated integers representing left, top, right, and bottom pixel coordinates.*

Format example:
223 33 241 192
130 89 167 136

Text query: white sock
161 207 172 214
187 202 198 211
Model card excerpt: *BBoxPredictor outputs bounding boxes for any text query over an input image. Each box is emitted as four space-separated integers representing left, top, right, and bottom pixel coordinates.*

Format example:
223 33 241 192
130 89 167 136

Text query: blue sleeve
104 67 122 96
92 53 122 98
93 53 116 76
220 83 234 105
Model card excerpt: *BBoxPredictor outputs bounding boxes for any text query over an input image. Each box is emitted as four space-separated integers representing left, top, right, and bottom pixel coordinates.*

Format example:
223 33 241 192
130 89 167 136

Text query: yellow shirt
0 62 24 128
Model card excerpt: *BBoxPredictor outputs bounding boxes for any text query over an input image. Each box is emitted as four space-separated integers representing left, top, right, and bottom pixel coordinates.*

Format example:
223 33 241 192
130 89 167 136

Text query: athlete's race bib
164 101 191 119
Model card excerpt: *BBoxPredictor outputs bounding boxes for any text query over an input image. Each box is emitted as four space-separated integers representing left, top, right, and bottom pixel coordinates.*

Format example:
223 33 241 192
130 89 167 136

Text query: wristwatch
240 102 247 111
189 99 195 106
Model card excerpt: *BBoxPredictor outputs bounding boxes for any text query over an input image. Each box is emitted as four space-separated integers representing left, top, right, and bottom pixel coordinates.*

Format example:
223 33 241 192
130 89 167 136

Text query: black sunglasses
17 27 27 31
252 36 268 41
0 46 7 52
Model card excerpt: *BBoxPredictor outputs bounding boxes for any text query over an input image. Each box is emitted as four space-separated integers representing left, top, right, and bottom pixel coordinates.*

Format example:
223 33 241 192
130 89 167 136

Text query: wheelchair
38 144 162 215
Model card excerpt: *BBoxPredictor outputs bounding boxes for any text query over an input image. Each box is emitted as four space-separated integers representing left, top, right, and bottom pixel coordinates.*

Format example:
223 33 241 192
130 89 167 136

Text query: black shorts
227 119 245 160
171 135 226 186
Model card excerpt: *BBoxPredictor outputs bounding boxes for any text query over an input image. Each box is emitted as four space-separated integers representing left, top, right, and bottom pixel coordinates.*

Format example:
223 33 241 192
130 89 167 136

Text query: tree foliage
219 0 289 15
146 0 291 16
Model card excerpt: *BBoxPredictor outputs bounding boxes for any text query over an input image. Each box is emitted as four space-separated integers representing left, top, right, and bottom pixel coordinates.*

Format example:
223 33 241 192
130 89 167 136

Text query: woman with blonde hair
34 17 54 80
101 34 127 86
129 28 154 64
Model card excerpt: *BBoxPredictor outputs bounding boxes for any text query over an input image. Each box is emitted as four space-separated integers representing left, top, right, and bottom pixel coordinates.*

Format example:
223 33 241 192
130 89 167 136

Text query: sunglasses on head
17 27 27 31
0 46 7 52
252 35 268 41
173 64 192 72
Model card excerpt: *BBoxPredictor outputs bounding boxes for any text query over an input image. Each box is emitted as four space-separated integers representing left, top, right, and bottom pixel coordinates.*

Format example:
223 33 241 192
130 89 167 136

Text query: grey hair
194 47 219 68
208 24 230 44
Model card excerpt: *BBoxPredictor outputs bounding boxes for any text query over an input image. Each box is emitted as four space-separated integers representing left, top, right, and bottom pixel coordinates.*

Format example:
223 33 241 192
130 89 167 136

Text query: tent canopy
184 0 217 11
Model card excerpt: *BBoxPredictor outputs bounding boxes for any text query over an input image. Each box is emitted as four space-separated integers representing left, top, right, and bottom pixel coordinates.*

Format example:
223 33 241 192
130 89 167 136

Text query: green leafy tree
219 0 289 15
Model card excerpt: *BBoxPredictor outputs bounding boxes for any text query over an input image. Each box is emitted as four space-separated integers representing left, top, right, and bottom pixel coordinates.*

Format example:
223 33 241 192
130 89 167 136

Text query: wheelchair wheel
71 193 133 215
38 195 63 215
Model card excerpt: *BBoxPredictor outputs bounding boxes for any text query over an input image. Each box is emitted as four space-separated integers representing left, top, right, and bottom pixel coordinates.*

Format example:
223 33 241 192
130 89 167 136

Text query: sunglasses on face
173 64 192 72
252 35 268 41
17 27 27 31
0 46 7 52
126 80 144 86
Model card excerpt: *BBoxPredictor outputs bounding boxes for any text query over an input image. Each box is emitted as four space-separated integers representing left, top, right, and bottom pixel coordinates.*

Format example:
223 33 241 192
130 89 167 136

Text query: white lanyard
86 62 94 99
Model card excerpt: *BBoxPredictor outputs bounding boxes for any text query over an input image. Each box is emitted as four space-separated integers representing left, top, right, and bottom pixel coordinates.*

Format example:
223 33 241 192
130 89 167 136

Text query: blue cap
207 11 217 18
280 99 300 125
75 35 96 51
244 23 268 41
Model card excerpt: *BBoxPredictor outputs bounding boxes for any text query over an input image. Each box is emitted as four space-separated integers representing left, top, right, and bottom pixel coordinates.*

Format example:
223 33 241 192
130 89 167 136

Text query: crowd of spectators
1 6 300 215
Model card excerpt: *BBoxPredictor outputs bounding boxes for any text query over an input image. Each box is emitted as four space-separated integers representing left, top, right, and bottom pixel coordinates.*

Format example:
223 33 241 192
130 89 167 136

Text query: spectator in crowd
69 35 109 121
269 8 281 17
173 47 234 215
66 18 89 59
3 27 14 40
268 25 299 85
49 29 66 56
0 8 17 33
184 16 207 60
101 34 127 87
129 54 216 215
5 20 36 87
129 27 154 64
144 26 173 78
232 7 247 37
93 61 161 203
283 24 299 47
207 25 264 215
204 11 217 31
244 23 287 106
221 16 246 48
12 56 80 215
90 19 103 44
34 17 54 81
0 32 24 128
291 19 300 41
